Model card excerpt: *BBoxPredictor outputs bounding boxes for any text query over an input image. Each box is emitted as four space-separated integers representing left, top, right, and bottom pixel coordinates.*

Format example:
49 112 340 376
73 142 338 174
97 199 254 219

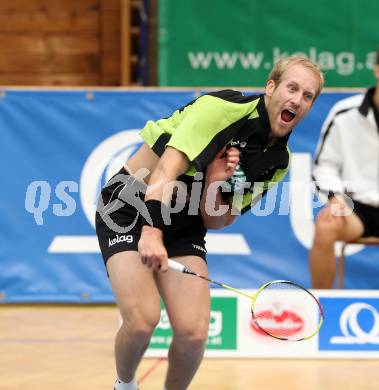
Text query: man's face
265 64 319 138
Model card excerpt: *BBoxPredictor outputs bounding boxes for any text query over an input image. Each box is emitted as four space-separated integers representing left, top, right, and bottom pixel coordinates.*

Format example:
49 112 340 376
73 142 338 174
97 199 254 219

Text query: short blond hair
267 56 324 100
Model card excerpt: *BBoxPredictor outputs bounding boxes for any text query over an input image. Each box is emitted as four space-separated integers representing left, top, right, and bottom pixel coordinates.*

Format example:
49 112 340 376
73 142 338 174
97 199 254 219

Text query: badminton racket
168 259 324 341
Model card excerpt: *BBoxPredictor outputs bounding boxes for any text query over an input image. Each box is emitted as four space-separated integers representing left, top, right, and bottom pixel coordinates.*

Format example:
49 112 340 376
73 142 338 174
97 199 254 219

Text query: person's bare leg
156 256 210 390
107 251 161 383
310 209 364 288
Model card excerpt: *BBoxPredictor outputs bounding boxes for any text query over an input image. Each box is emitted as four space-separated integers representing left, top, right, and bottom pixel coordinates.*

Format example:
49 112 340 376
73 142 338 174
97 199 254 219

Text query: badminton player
96 56 324 390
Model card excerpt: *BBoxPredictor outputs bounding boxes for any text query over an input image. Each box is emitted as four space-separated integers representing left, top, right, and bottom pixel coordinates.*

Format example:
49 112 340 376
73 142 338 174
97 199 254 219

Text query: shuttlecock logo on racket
250 305 304 339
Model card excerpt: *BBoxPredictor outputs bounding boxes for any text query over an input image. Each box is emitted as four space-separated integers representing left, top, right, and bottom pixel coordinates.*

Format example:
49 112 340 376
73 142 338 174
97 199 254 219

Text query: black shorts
95 168 207 265
353 200 379 237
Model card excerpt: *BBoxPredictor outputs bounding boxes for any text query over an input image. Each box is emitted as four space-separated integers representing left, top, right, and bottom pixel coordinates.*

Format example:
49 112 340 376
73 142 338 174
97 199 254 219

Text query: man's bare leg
310 208 364 288
107 251 161 383
156 256 210 390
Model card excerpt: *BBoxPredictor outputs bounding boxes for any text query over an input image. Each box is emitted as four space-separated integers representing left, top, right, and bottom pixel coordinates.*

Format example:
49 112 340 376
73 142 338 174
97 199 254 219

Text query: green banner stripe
158 0 379 87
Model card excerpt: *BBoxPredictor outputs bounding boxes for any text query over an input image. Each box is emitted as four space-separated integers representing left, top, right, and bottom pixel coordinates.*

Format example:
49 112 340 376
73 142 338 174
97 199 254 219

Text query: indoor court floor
1 305 378 390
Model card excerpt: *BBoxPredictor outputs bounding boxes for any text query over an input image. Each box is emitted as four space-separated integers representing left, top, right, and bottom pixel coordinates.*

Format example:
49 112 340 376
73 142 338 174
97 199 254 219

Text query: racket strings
251 281 323 341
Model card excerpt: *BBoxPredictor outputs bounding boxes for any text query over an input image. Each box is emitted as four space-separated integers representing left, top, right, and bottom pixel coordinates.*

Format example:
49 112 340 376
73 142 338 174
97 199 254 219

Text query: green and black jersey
140 90 290 214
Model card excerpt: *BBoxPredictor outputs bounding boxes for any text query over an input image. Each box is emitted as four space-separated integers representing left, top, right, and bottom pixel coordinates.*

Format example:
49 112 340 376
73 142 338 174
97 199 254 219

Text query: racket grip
168 259 186 273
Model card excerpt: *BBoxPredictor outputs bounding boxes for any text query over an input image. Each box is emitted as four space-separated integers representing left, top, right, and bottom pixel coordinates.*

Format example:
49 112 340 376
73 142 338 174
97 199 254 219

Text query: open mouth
281 109 296 123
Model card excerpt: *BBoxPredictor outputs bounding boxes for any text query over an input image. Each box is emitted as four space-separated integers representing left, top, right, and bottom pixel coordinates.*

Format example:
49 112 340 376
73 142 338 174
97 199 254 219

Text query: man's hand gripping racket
168 259 324 341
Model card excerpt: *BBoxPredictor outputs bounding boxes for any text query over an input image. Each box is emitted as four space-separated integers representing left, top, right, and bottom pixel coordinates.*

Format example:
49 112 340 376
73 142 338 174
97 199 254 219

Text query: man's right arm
313 115 344 199
199 147 240 229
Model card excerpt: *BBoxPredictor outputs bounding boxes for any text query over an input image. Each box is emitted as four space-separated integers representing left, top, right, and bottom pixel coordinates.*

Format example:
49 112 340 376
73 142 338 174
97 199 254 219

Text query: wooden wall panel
0 0 99 12
0 54 99 73
0 10 99 33
0 0 123 86
0 73 100 86
100 0 121 85
0 35 99 54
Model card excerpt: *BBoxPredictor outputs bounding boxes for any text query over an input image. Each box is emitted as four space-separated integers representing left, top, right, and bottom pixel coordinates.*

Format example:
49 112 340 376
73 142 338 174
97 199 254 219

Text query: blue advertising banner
1 89 379 303
319 297 379 351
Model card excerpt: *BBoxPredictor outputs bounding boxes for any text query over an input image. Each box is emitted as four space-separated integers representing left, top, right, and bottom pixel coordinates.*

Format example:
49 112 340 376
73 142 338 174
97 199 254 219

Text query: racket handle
168 259 186 273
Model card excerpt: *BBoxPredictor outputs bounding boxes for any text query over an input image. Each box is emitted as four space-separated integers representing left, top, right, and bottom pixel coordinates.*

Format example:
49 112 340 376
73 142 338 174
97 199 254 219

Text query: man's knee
314 213 342 243
120 305 160 341
173 326 209 352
